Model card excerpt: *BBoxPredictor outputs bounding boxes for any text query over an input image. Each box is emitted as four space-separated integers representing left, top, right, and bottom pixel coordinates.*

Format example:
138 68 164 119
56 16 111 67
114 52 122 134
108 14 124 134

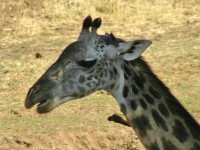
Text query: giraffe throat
109 58 200 150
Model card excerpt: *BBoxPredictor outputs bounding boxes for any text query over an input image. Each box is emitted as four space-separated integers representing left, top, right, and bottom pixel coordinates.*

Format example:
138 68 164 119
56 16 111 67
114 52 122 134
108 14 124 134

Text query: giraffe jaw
25 85 76 113
36 96 75 113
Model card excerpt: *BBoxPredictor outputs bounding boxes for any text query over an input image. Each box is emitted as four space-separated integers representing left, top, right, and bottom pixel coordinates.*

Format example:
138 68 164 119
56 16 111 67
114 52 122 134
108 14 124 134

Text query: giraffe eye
77 60 97 69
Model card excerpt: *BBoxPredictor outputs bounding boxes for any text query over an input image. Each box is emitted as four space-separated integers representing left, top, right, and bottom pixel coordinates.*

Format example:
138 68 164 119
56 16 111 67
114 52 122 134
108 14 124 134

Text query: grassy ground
0 0 200 149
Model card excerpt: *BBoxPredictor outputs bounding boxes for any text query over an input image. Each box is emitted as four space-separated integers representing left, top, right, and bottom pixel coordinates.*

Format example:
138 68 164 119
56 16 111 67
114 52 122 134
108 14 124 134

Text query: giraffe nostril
34 85 41 91
25 92 33 109
25 85 41 109
27 88 34 97
27 85 38 97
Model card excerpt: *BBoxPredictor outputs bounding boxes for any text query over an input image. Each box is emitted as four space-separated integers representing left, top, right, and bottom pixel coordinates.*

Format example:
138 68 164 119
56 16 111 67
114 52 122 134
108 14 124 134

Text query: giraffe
25 16 200 150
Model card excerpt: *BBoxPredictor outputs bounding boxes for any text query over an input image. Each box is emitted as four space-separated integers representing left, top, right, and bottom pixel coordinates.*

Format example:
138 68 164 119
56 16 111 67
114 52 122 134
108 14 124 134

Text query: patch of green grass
0 92 118 135
181 93 200 114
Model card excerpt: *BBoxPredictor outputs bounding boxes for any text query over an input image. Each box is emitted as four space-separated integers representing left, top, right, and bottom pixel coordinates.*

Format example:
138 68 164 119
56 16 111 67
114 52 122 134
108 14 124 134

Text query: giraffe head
25 16 152 113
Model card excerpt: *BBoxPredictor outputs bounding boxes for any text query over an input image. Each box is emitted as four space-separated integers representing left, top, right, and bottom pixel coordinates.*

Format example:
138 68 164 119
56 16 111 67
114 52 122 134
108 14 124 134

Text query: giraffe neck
108 58 200 150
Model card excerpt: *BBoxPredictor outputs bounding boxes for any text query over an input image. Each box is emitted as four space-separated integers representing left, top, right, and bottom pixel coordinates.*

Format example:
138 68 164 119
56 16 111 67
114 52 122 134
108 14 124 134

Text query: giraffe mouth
36 96 75 113
37 99 48 109
36 99 52 113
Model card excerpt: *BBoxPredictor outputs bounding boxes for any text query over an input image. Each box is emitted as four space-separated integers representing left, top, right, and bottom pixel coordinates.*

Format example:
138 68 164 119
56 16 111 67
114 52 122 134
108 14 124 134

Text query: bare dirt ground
1 122 143 150
0 0 200 150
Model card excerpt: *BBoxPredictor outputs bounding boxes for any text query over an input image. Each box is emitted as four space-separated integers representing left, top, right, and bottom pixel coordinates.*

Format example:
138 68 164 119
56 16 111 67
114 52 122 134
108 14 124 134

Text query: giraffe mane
129 57 200 141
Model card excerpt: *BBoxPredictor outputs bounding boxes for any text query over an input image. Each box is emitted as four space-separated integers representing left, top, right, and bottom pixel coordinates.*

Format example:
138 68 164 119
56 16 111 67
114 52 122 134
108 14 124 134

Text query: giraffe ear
117 39 152 61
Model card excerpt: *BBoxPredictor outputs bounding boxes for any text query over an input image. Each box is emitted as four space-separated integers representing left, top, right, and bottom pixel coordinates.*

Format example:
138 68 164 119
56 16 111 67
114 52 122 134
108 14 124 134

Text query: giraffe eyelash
77 60 97 69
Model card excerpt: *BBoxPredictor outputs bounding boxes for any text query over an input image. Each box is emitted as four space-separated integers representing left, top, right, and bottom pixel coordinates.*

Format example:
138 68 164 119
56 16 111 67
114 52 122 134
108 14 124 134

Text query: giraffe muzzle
25 85 51 112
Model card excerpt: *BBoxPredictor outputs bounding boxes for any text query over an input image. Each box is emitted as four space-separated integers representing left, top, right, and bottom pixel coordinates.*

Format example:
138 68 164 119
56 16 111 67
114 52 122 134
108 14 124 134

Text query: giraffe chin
36 99 54 113
36 96 75 114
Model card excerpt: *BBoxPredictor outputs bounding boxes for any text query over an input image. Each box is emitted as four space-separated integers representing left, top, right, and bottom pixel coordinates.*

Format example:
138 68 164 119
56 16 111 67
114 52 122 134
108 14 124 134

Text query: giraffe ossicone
25 16 200 150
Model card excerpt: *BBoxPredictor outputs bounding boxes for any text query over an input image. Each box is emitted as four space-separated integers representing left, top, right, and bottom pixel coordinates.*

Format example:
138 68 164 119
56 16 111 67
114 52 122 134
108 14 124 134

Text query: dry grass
0 0 200 149
1 0 199 38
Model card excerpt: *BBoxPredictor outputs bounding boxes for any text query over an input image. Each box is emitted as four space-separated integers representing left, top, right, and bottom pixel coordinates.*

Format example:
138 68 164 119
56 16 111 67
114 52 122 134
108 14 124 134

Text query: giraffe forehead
61 41 86 59
60 35 118 61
